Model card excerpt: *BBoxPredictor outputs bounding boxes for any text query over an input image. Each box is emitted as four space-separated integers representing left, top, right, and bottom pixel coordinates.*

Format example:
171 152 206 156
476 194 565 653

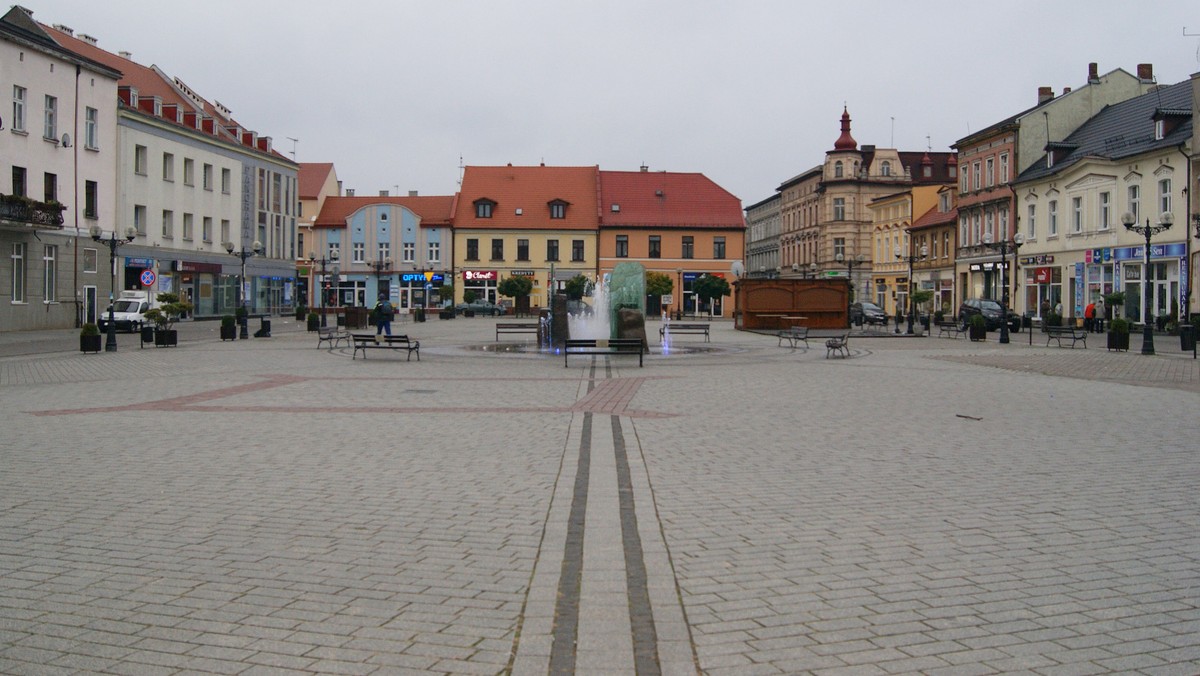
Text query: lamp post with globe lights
224 240 263 339
308 248 340 328
896 244 928 334
1121 211 1173 355
982 232 1024 344
90 225 138 352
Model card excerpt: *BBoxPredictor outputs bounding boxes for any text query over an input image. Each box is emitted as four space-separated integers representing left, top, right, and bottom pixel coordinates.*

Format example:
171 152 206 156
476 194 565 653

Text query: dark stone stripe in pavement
612 415 661 676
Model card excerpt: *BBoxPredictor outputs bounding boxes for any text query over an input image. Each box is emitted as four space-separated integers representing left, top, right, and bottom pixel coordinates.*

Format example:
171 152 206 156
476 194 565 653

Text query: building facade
744 193 780 278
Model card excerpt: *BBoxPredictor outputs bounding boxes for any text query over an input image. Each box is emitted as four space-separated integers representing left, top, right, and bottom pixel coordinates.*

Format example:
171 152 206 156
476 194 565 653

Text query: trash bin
1180 324 1196 352
254 318 271 338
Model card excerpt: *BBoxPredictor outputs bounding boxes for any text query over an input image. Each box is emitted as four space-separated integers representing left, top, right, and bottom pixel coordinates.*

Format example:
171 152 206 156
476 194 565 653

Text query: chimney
1063 87 1072 95
1088 62 1099 83
1137 63 1154 82
379 190 389 197
51 24 73 36
1037 86 1055 104
640 164 648 172
118 50 132 60
408 190 418 197
337 180 343 195
78 33 97 46
346 188 355 197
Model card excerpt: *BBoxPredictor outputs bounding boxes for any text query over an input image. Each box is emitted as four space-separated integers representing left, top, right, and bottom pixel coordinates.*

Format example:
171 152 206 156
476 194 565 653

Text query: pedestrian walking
1084 302 1096 332
373 293 394 336
1095 297 1105 332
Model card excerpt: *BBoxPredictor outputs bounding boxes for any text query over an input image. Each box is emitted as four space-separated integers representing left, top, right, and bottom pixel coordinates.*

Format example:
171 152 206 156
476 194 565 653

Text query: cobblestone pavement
1 319 1197 675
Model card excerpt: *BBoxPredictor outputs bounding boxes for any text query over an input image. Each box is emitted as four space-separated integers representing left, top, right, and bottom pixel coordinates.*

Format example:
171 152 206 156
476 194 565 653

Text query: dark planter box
1107 331 1130 352
154 329 178 347
969 325 988 342
220 325 237 341
1180 326 1196 352
464 310 475 317
307 317 320 331
295 309 307 320
80 334 102 353
439 310 453 320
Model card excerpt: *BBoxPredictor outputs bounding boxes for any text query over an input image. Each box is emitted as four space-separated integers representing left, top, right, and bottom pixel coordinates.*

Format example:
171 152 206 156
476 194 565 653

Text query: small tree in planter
143 292 192 347
693 274 732 318
306 312 320 331
968 313 988 341
80 322 102 353
497 275 533 317
1107 317 1130 352
220 315 237 341
911 290 934 330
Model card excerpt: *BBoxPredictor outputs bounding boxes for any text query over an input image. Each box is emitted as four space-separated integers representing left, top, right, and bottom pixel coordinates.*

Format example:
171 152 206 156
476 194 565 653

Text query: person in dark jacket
373 293 395 336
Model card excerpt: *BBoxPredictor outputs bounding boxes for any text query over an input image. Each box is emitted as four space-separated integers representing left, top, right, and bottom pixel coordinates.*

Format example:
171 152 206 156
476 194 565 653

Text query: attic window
611 204 620 213
474 199 495 219
1155 119 1164 141
549 200 568 219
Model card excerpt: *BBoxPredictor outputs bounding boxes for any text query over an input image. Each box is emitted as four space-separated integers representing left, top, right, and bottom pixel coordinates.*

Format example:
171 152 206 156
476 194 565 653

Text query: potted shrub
143 292 192 347
295 304 307 321
968 313 988 341
307 312 320 332
80 323 102 353
220 315 237 341
1107 317 1130 352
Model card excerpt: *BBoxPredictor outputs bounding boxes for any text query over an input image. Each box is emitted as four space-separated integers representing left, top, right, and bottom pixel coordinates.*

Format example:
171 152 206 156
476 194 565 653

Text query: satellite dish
60 133 72 148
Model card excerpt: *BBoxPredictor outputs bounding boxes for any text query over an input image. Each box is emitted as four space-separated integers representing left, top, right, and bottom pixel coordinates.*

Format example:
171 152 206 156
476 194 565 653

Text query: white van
98 290 157 333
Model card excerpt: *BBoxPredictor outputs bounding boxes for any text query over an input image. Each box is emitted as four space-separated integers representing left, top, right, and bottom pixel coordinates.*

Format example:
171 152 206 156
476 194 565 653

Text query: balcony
0 195 66 230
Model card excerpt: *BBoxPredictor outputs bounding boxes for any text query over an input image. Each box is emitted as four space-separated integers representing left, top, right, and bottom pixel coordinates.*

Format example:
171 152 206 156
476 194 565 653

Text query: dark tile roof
1015 81 1192 184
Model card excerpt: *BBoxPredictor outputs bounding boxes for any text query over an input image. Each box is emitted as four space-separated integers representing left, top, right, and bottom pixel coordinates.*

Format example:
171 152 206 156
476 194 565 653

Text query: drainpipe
73 64 81 327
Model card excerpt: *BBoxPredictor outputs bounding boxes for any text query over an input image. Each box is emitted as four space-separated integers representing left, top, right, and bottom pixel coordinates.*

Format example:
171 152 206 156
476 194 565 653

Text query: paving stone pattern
0 319 1197 674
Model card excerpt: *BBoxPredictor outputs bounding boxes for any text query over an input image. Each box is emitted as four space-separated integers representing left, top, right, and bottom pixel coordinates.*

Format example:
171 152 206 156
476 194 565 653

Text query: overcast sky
26 1 1200 206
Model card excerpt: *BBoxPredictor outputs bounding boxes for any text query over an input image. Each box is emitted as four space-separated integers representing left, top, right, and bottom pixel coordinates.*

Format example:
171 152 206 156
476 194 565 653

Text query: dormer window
881 161 892 177
474 199 495 219
549 199 568 219
834 161 843 178
1155 119 1165 141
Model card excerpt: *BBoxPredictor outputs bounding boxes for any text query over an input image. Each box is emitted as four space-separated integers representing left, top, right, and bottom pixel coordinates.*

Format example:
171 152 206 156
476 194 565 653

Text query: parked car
97 290 155 333
958 298 1021 332
849 301 888 325
454 300 505 316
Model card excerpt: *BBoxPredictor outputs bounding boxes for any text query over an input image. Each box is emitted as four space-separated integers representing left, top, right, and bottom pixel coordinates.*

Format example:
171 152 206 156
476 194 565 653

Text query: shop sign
464 270 497 281
177 260 222 274
1020 255 1054 265
125 256 155 267
510 269 535 277
401 273 444 284
1034 267 1052 283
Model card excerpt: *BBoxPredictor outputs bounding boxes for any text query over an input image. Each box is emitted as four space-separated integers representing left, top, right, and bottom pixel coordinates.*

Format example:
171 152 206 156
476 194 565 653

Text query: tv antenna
286 137 298 160
1187 27 1200 63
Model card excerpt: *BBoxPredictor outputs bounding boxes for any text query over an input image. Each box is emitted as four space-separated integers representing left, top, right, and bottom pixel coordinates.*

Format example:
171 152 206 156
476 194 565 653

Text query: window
182 213 194 240
942 232 950 258
428 241 440 262
1154 119 1165 141
881 160 891 177
833 237 845 260
476 200 494 218
11 242 25 302
402 242 414 263
571 240 584 262
82 248 97 273
84 181 97 219
221 167 231 193
203 164 213 190
713 237 726 259
1027 204 1037 239
549 201 566 219
999 153 1009 184
834 160 843 178
960 216 968 243
134 205 147 235
42 245 57 302
1072 197 1082 233
43 95 57 140
466 238 479 261
985 211 994 240
11 166 26 197
648 236 661 258
12 85 26 132
220 219 230 244
328 242 341 260
682 236 694 259
999 209 1008 240
985 157 994 187
1127 185 1140 223
202 217 212 242
43 173 56 202
833 198 845 220
960 167 969 194
134 145 148 175
1099 192 1110 230
546 239 559 261
352 242 365 263
162 152 174 181
972 214 981 243
615 235 629 258
162 210 174 238
84 107 98 149
183 158 195 186
516 239 529 261
1159 178 1171 216
491 238 504 260
972 161 981 190
1048 200 1058 236
378 243 390 261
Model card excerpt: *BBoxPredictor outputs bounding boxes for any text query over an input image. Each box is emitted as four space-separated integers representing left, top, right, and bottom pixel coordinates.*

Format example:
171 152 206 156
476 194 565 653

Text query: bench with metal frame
1044 325 1087 348
350 333 421 360
936 321 966 339
825 332 851 358
564 338 644 368
495 322 540 341
316 326 351 349
777 326 809 349
660 322 711 342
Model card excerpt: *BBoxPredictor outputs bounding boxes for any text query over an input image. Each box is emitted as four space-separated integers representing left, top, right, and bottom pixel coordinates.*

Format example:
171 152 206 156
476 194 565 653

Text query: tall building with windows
1 6 120 330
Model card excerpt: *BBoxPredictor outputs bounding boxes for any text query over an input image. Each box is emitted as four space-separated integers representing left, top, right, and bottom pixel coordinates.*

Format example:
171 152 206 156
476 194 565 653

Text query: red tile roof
910 204 958 231
600 171 744 228
298 163 336 200
454 165 600 230
313 196 455 228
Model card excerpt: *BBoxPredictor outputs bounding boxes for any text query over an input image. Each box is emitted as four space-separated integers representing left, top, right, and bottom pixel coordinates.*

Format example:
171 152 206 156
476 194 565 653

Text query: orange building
598 169 744 317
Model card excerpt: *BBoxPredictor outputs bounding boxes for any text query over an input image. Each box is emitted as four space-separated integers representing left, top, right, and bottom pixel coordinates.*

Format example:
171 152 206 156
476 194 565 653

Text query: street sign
140 269 156 287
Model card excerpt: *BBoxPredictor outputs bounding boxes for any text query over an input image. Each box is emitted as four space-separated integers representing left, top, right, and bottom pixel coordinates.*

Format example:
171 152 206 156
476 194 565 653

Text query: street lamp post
370 254 392 300
308 248 340 328
675 267 683 320
982 232 1024 344
1121 211 1174 355
835 252 866 300
90 225 138 352
224 240 263 339
896 245 928 334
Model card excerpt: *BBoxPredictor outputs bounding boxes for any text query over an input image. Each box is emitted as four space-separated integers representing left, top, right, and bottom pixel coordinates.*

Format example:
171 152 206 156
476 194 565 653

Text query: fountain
566 262 647 341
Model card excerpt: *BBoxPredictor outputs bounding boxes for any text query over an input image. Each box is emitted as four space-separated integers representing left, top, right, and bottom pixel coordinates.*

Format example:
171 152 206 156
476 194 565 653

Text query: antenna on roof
890 117 895 147
286 137 298 160
457 155 465 186
1185 27 1200 63
926 135 932 152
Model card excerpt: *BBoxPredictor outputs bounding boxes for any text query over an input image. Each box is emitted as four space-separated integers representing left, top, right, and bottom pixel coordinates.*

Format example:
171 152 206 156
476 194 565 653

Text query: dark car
849 301 888 326
454 300 505 316
958 298 1021 332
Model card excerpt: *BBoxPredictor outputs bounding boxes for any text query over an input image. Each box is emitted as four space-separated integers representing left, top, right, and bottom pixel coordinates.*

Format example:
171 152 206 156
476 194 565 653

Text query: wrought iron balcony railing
0 195 66 227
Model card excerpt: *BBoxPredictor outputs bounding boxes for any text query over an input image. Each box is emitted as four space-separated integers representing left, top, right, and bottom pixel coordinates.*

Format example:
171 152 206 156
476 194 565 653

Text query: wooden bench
660 322 710 342
496 322 540 341
936 321 966 339
351 333 421 360
825 332 851 359
777 326 809 349
564 338 644 368
316 326 351 349
1045 326 1087 348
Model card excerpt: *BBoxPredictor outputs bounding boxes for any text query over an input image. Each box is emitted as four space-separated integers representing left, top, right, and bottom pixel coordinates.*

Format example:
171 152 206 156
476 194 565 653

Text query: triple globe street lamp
308 248 340 328
224 240 263 339
982 232 1024 344
90 225 138 352
1121 211 1174 355
895 245 928 335
836 252 866 309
